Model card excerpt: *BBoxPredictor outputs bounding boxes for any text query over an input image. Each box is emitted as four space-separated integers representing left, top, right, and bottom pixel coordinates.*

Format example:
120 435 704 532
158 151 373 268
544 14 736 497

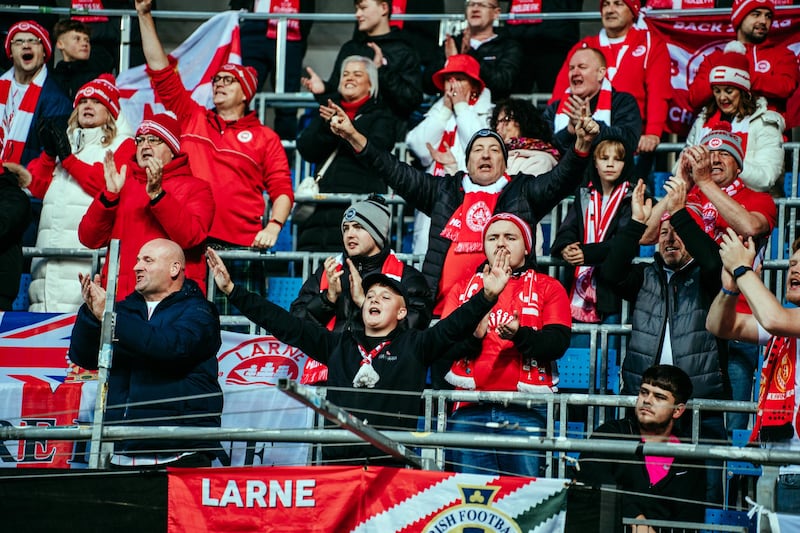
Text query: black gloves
37 119 57 158
51 124 72 162
36 119 71 161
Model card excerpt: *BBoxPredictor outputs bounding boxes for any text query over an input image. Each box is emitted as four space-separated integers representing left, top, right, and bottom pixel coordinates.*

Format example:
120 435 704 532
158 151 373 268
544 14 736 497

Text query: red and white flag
643 6 800 135
117 11 242 129
0 312 313 469
168 466 569 533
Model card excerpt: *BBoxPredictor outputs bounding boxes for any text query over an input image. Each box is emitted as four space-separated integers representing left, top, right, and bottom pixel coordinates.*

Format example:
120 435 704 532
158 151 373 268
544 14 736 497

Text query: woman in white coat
405 54 493 255
26 74 135 312
682 41 784 192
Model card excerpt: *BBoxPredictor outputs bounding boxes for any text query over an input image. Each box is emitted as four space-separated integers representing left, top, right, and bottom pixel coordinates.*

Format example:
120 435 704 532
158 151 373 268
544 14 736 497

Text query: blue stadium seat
725 429 761 515
554 421 585 461
651 171 670 198
557 347 619 392
12 273 32 311
703 508 755 533
266 277 304 311
272 221 293 252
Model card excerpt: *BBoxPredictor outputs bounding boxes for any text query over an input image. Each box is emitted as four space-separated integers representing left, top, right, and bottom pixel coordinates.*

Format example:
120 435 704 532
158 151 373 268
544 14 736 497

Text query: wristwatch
732 265 753 280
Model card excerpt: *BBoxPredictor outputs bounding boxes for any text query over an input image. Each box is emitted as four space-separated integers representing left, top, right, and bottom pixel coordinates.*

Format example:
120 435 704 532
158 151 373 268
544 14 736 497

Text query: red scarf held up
751 335 799 443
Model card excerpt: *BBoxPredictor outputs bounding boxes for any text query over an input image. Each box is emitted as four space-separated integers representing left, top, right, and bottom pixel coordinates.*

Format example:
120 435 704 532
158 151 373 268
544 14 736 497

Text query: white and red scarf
700 109 750 154
353 340 391 388
751 336 799 443
686 178 746 243
0 66 46 164
507 0 543 25
433 128 457 177
553 77 613 134
440 175 507 253
260 0 302 41
598 27 653 82
570 182 629 323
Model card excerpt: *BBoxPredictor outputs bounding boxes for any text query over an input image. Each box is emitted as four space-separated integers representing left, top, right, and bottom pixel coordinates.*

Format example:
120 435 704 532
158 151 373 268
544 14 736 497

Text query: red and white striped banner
644 7 800 135
168 466 569 533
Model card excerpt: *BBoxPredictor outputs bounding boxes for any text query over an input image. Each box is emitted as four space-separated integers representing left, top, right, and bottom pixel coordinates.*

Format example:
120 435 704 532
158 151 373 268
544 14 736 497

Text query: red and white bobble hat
74 74 121 119
136 112 182 155
709 41 751 92
4 20 52 61
700 122 745 169
218 63 259 103
482 212 534 256
731 0 775 30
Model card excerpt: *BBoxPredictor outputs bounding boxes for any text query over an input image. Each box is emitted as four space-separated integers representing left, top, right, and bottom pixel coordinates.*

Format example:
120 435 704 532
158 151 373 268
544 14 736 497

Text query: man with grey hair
291 194 432 384
301 0 422 140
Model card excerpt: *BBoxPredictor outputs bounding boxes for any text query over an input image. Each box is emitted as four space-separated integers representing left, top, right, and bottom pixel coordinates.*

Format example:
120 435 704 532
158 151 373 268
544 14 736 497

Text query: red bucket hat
432 54 485 93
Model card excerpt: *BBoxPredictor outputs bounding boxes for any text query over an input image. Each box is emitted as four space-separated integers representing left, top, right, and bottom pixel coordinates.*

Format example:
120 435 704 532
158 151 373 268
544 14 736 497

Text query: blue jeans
727 340 761 433
777 473 800 513
447 403 547 477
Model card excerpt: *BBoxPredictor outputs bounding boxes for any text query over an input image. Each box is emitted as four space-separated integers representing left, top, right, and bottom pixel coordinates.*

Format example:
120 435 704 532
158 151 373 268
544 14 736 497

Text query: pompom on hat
74 74 121 119
709 41 751 92
731 0 775 30
432 54 485 93
5 20 52 61
136 112 182 155
218 63 259 103
700 122 745 169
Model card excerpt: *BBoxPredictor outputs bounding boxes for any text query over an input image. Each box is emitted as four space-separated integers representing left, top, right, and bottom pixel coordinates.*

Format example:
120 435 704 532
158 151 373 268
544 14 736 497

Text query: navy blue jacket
21 72 71 166
68 279 223 457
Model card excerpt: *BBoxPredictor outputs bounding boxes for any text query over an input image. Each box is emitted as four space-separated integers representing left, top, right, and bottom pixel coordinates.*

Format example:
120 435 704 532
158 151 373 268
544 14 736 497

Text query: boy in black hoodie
206 245 509 464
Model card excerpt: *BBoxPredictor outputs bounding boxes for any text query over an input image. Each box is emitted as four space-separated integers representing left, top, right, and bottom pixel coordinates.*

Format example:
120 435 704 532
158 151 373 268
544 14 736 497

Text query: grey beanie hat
699 125 744 170
341 196 391 250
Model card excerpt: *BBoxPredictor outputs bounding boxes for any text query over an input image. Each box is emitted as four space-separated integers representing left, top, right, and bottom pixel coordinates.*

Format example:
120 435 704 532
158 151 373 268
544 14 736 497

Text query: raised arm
716 228 800 339
135 0 170 71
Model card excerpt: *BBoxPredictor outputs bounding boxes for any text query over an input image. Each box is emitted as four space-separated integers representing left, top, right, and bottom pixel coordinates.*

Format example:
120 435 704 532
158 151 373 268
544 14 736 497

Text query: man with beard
569 365 705 528
689 0 799 120
290 195 432 384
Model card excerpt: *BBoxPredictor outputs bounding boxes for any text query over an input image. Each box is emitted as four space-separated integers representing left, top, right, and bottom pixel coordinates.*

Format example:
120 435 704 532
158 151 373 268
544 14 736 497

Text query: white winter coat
29 124 131 312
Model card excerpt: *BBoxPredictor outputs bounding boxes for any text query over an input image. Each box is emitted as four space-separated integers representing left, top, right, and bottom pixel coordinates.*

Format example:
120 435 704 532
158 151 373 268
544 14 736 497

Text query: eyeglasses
495 115 515 124
134 135 165 146
212 75 238 86
465 1 498 9
10 38 42 48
